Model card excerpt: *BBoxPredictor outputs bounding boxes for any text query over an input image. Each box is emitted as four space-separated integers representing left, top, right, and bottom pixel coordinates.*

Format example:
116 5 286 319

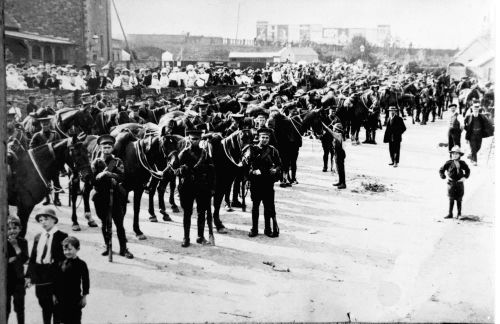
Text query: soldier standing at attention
30 117 62 206
91 135 134 259
332 123 346 189
177 130 216 247
244 127 281 238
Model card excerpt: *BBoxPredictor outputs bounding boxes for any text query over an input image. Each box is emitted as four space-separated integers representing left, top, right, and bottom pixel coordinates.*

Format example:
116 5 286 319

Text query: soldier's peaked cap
257 127 272 135
97 134 115 146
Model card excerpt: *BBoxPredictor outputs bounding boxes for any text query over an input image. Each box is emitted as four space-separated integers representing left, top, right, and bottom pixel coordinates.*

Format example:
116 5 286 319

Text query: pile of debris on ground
348 174 392 194
361 181 388 193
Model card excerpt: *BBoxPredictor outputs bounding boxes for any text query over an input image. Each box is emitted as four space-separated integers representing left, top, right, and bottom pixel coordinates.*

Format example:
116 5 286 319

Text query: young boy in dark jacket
54 236 90 324
439 146 471 219
7 216 29 324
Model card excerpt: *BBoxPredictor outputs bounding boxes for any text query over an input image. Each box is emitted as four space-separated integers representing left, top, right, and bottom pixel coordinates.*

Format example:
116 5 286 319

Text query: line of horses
7 78 484 239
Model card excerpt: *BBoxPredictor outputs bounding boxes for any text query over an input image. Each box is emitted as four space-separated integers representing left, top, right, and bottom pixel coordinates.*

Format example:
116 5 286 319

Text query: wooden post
0 3 9 322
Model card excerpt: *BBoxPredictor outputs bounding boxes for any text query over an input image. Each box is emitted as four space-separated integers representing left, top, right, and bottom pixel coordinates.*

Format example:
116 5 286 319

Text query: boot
43 195 51 205
53 193 61 207
119 248 134 258
362 130 370 143
231 200 243 208
248 229 258 237
181 237 190 247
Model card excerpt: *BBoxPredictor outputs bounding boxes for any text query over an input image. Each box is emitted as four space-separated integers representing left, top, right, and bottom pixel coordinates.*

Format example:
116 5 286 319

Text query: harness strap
28 148 51 189
134 140 163 179
222 135 240 167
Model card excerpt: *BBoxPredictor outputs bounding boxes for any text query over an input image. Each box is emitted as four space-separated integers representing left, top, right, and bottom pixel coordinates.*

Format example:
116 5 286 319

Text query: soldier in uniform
91 135 134 259
193 102 213 131
244 127 282 238
332 123 346 189
447 104 463 149
176 130 216 247
30 117 62 206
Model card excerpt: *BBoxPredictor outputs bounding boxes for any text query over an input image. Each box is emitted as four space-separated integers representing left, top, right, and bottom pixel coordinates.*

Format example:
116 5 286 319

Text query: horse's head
76 108 94 134
64 138 93 183
238 128 254 146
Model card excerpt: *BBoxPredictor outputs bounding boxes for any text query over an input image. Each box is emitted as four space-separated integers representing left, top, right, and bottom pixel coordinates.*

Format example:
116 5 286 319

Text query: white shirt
36 226 58 264
8 106 22 122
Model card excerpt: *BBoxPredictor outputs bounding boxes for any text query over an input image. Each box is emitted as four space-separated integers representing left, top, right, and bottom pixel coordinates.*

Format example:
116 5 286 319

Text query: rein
222 132 242 167
27 143 61 193
134 140 164 180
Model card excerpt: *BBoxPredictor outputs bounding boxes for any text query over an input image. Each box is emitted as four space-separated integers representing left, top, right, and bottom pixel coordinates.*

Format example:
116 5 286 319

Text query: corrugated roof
5 30 75 45
229 52 280 58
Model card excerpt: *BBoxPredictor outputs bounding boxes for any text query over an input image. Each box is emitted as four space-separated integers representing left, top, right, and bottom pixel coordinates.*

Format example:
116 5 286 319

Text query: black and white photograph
0 0 496 323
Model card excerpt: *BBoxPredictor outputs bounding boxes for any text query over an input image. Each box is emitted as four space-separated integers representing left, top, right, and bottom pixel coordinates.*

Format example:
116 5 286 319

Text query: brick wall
5 0 86 65
7 84 275 117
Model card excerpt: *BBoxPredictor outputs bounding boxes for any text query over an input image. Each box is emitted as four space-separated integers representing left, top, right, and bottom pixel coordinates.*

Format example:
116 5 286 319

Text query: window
55 46 63 63
100 35 104 55
43 46 52 63
32 45 41 60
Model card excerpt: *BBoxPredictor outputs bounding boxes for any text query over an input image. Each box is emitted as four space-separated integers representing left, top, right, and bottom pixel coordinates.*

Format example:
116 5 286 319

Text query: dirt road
17 111 495 323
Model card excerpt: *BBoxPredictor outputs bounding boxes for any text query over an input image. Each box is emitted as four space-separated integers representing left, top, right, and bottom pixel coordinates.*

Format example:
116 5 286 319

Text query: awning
5 30 75 45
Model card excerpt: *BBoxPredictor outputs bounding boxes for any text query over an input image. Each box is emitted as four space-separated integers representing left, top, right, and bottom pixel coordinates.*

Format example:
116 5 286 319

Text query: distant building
228 52 281 69
5 0 112 66
279 47 319 63
256 21 391 46
454 34 495 82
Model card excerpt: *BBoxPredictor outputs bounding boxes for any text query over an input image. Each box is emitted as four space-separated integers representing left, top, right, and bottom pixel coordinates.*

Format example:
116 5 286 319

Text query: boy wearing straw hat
439 146 470 219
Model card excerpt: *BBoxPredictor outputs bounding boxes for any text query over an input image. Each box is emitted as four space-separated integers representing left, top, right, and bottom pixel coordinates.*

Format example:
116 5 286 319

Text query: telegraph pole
0 2 8 322
111 0 135 68
235 1 241 40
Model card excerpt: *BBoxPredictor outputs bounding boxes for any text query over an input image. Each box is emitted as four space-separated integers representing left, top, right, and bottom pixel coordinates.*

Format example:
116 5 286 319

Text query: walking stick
108 184 114 263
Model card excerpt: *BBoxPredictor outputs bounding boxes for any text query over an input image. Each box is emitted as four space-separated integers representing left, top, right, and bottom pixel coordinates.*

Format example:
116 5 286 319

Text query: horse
112 130 185 239
7 137 92 237
379 86 403 125
147 135 187 221
158 111 190 137
205 129 255 232
401 83 419 124
90 106 131 134
267 110 303 187
342 93 369 145
52 107 95 138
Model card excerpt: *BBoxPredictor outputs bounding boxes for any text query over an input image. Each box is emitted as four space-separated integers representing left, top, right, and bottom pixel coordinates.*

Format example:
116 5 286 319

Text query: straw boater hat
449 145 464 156
35 208 59 224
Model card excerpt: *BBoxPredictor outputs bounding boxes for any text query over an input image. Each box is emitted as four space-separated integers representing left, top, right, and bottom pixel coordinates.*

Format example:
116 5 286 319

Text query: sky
111 0 494 49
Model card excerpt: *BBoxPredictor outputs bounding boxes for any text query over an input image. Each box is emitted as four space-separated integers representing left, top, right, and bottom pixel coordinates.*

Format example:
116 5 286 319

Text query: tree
342 35 375 64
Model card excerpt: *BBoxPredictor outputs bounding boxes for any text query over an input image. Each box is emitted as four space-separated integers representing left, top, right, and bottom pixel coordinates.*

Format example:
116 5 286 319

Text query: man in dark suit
26 96 39 116
26 208 68 324
464 101 494 166
384 106 406 167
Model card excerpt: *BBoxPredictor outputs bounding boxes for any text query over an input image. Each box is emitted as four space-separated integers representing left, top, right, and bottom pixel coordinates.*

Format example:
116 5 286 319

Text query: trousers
389 141 401 163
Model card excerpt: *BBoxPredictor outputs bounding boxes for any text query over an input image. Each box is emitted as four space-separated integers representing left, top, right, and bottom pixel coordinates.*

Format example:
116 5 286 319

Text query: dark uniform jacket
177 146 215 191
29 130 61 149
26 230 68 284
246 144 282 183
383 115 406 143
91 155 125 193
26 102 39 115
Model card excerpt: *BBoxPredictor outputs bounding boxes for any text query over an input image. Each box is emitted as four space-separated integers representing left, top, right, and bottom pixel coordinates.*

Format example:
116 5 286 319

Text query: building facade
256 21 391 47
5 0 112 66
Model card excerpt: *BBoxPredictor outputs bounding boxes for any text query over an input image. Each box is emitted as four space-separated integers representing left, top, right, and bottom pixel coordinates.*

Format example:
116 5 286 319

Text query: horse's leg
70 176 81 231
322 145 329 172
133 187 146 240
17 202 34 238
158 180 172 221
231 174 243 207
223 181 233 211
207 196 215 245
169 177 179 212
148 178 159 222
82 181 97 227
291 148 298 183
212 180 227 233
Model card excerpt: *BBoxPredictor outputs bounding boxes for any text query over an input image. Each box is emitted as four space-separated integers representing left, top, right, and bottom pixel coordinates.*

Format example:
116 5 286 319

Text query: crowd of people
6 58 495 324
